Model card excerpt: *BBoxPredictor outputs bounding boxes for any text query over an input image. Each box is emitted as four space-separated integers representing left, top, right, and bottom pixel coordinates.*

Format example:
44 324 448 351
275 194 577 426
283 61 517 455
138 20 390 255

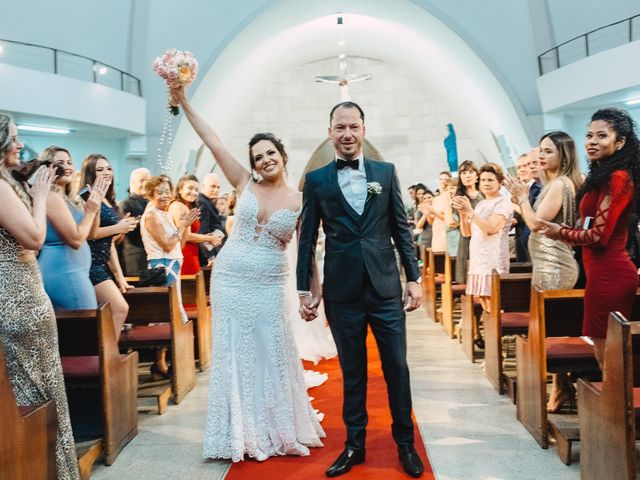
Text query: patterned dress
203 183 325 462
0 178 80 479
88 202 119 285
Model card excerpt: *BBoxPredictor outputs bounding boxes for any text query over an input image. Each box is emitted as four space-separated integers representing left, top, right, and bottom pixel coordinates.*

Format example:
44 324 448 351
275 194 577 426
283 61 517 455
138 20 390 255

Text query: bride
171 86 325 462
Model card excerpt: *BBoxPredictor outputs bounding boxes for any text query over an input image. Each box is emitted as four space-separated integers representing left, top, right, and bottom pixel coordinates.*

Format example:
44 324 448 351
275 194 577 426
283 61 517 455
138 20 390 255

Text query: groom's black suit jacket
297 158 420 302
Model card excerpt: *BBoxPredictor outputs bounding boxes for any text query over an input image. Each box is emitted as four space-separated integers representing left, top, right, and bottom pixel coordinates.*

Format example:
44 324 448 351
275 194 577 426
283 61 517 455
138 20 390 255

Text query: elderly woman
0 113 81 479
140 175 199 378
452 163 513 312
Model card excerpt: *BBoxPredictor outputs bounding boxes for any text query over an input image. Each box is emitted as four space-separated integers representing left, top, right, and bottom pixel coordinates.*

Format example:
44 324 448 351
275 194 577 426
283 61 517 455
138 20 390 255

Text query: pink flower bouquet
152 48 198 115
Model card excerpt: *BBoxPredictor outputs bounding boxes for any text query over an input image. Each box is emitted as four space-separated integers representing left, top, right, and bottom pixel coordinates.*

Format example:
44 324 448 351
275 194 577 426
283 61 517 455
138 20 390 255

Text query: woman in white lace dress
172 87 325 462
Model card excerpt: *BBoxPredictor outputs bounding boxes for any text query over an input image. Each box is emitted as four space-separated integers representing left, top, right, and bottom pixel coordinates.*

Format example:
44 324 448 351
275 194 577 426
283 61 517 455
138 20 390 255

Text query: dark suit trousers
324 272 415 450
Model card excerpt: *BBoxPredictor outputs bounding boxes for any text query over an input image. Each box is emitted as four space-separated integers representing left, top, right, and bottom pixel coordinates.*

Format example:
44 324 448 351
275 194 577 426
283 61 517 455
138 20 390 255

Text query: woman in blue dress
80 154 139 334
38 146 110 309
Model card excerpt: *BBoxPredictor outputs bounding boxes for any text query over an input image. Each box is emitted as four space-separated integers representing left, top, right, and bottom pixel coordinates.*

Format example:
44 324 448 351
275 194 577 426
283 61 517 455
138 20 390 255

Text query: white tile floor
92 307 580 480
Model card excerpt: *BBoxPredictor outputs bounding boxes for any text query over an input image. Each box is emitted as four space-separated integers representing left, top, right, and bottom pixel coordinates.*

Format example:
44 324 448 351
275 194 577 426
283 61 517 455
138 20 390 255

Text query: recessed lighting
338 40 346 47
339 53 346 60
17 125 71 134
93 65 108 75
0 45 4 54
625 98 640 105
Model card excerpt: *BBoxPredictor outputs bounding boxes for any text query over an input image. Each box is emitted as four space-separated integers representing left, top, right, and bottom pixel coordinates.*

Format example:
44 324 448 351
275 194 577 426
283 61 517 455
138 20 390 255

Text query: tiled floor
92 307 579 480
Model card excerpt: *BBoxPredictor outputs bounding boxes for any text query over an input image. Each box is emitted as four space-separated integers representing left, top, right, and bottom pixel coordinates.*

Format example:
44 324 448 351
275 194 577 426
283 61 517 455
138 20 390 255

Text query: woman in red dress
540 107 640 368
169 174 221 274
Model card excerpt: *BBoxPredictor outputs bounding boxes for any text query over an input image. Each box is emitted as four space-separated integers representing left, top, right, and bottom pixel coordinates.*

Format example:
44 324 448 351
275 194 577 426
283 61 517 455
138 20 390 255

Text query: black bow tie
336 158 359 170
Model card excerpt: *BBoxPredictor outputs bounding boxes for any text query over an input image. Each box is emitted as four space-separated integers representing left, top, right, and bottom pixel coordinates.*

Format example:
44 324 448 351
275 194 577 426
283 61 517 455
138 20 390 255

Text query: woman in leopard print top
0 113 81 479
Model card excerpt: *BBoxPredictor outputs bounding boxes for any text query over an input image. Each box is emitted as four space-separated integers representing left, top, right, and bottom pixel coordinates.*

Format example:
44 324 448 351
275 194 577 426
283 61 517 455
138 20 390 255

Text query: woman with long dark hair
540 107 640 369
80 154 138 334
452 160 482 284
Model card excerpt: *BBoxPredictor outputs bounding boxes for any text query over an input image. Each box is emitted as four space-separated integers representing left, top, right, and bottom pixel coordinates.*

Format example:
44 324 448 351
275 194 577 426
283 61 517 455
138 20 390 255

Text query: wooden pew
202 265 212 300
0 344 56 480
181 271 212 372
441 254 464 338
516 287 598 464
577 312 640 480
486 270 531 399
120 284 196 405
424 249 446 322
56 303 138 470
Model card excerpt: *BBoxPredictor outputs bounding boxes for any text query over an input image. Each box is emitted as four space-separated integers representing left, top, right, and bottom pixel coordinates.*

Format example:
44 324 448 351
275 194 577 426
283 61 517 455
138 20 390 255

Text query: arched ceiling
170 0 534 176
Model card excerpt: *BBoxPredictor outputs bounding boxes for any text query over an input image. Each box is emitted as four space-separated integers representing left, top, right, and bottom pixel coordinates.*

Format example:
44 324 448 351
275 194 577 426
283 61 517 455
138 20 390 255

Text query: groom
297 101 424 478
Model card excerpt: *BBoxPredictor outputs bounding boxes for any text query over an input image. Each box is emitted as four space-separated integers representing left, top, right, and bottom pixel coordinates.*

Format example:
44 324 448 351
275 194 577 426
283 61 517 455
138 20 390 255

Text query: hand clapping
116 213 140 234
502 174 529 205
27 164 57 202
451 195 472 214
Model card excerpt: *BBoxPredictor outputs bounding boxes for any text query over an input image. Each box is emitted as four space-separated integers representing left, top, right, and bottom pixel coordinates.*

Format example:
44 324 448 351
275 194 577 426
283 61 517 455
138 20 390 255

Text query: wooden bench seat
181 271 212 372
578 312 640 480
121 284 196 405
56 303 139 469
0 345 56 480
440 254 458 338
424 249 446 322
516 287 598 464
486 270 532 398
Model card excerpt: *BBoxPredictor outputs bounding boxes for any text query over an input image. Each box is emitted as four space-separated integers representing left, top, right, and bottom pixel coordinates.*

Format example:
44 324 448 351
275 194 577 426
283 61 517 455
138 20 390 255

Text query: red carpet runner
227 330 435 479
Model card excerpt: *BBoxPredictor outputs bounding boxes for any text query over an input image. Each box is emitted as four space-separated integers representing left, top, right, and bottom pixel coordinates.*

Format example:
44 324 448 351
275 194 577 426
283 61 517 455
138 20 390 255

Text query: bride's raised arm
170 85 250 191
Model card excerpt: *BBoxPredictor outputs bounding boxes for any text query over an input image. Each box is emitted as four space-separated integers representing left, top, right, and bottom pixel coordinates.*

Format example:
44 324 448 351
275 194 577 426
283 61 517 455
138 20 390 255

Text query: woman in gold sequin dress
0 113 81 479
504 131 583 412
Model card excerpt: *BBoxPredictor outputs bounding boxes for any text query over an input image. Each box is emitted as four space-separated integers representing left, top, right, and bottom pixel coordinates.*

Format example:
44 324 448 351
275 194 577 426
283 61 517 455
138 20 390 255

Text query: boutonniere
366 181 382 201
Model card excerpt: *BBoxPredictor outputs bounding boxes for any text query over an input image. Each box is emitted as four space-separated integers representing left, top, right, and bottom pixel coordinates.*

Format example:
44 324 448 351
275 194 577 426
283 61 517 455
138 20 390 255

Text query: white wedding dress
203 184 325 462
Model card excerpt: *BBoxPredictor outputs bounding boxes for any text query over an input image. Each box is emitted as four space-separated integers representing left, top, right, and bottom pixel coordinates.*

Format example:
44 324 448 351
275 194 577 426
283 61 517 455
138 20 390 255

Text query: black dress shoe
398 445 424 478
325 448 365 477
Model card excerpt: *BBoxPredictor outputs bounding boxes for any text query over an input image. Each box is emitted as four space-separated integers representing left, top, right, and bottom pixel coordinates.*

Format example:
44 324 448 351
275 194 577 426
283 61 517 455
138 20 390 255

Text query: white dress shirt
336 152 367 215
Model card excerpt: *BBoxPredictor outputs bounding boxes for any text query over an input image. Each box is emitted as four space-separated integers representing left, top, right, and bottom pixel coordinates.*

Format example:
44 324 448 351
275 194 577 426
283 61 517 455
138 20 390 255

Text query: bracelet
298 291 312 298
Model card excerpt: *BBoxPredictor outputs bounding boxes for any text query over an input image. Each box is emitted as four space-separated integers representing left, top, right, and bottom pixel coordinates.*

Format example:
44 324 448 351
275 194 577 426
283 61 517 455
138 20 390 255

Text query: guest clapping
141 176 199 284
0 113 81 479
452 161 482 284
38 146 110 309
169 174 222 274
81 154 137 334
452 163 513 312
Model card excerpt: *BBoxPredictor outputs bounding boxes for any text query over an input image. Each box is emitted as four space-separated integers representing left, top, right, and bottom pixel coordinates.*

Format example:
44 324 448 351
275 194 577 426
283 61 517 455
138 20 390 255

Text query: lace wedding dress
203 183 325 462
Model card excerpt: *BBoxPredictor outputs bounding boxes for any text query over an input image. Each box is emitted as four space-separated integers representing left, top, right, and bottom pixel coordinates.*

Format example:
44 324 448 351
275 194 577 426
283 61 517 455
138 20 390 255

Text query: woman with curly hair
540 107 640 369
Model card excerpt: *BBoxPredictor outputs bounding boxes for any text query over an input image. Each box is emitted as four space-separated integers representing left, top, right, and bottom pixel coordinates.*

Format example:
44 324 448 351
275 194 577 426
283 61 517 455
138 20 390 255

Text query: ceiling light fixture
93 65 108 75
625 98 640 106
17 125 71 134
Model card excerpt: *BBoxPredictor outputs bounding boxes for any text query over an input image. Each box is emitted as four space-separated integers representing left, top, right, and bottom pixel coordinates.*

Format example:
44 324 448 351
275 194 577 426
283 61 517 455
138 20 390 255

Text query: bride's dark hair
248 133 288 177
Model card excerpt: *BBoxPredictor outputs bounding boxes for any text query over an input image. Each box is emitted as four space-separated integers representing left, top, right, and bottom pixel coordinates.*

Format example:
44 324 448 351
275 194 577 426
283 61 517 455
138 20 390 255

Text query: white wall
546 0 639 45
0 0 135 72
202 56 482 196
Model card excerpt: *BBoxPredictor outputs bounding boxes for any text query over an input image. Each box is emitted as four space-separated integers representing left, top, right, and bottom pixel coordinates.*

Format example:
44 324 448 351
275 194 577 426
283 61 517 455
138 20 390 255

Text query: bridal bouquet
152 48 198 115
